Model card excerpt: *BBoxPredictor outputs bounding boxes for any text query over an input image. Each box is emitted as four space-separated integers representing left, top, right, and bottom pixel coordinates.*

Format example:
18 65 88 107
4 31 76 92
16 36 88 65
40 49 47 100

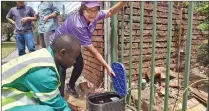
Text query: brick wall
83 2 208 86
117 2 208 82
181 8 208 69
83 19 105 87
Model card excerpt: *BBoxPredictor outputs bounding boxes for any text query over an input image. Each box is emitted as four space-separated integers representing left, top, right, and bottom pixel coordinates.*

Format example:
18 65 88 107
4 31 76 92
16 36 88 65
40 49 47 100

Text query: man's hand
21 17 29 24
43 16 49 24
106 65 116 77
11 21 15 25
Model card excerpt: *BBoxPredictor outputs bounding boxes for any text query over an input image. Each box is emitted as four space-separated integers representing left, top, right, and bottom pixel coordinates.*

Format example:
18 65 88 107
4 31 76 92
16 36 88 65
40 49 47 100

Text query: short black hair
79 4 100 15
51 34 80 54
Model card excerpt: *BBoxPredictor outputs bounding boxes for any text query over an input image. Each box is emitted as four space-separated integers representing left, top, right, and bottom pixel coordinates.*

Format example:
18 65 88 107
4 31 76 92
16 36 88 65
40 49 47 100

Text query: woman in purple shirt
50 1 126 98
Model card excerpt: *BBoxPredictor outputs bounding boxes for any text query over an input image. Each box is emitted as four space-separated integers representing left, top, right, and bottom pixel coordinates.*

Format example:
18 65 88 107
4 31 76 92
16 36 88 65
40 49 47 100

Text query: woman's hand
106 65 116 77
106 1 127 18
85 45 116 77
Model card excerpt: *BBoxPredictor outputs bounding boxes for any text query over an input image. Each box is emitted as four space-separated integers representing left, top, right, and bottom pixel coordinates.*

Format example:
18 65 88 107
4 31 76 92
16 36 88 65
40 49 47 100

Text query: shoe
66 83 79 98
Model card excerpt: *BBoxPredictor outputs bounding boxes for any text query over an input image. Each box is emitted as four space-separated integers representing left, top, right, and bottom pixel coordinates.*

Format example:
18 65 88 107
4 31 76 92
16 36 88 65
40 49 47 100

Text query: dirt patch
131 66 208 111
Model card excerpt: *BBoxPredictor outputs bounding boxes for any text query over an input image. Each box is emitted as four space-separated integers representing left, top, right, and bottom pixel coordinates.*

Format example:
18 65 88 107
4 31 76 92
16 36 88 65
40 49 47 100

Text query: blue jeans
16 32 36 56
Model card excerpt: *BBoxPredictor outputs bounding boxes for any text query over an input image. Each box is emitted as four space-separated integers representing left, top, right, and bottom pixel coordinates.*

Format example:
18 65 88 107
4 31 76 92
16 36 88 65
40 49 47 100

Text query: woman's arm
106 1 127 18
84 45 115 76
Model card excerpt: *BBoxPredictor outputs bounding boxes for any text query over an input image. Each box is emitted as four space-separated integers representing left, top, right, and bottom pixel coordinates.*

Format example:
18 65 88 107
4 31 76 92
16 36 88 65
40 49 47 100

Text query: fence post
120 6 125 63
128 1 133 105
149 2 157 111
111 1 118 63
110 1 118 91
182 2 194 111
138 1 144 111
164 1 173 111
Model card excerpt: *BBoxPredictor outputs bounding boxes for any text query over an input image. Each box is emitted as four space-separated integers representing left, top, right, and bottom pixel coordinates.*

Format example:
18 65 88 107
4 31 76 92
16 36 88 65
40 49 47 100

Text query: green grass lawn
2 42 17 59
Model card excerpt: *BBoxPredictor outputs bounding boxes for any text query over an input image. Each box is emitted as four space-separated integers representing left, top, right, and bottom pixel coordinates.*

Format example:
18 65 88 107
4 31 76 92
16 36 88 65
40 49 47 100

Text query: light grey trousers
39 30 55 48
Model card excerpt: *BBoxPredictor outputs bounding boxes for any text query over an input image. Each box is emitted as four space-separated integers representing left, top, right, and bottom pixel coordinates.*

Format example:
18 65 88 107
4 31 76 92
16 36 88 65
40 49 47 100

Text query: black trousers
59 52 84 97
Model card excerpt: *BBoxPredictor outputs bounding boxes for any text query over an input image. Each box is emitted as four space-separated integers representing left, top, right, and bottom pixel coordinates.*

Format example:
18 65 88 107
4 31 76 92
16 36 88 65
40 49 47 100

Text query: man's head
51 34 81 69
16 1 24 7
79 1 101 23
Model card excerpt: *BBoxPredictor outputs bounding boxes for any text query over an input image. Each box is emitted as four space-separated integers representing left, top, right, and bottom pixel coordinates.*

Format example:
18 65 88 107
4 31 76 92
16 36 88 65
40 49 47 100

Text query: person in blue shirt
22 1 60 48
36 1 60 48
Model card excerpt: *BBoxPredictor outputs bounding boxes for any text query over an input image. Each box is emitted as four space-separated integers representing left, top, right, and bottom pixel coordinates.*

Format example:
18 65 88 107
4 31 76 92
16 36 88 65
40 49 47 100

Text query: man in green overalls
2 34 83 111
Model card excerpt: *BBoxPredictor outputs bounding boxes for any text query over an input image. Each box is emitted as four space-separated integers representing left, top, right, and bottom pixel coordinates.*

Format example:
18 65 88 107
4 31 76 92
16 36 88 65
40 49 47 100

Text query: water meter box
87 62 127 111
87 92 125 111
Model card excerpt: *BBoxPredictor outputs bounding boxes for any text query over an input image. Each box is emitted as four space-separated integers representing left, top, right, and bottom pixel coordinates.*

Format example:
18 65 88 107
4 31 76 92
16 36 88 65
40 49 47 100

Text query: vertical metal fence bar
110 1 118 91
121 6 125 63
182 2 194 111
128 1 133 105
138 1 144 111
111 1 118 63
149 1 157 111
164 1 173 111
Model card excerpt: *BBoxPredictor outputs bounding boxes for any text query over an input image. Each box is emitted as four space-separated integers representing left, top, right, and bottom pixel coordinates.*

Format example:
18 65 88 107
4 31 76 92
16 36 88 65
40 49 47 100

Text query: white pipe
104 1 111 92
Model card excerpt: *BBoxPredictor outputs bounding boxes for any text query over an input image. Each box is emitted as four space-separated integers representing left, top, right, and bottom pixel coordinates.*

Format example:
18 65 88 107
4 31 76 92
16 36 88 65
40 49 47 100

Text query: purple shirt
50 10 108 46
7 5 35 34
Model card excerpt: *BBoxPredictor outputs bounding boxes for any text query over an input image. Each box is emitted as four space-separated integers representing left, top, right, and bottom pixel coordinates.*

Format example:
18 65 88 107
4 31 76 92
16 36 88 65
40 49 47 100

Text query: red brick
91 36 104 42
87 57 102 65
92 42 97 46
124 61 150 70
125 68 148 76
83 51 94 58
83 46 103 54
96 24 103 30
96 42 104 48
97 30 104 35
84 64 104 78
85 60 104 72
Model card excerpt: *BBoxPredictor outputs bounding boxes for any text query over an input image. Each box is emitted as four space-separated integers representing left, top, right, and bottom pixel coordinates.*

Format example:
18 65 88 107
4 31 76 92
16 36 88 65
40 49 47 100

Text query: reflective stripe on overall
2 48 60 111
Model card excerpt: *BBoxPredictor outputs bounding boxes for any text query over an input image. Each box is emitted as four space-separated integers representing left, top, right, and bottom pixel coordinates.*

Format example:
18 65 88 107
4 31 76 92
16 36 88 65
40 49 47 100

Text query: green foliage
195 2 209 66
195 3 209 14
182 1 189 7
1 22 15 41
197 43 209 66
198 23 209 31
195 2 209 31
1 1 16 22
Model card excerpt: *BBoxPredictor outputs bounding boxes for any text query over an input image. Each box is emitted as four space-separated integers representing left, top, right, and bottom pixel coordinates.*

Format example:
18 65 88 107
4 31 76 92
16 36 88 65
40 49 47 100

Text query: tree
195 2 209 30
1 22 15 41
1 1 16 22
1 1 16 41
